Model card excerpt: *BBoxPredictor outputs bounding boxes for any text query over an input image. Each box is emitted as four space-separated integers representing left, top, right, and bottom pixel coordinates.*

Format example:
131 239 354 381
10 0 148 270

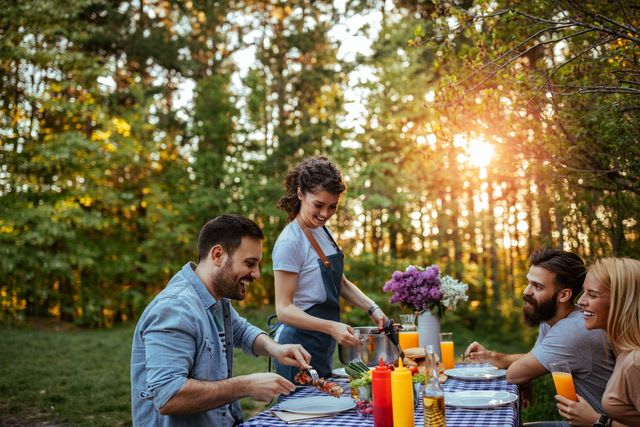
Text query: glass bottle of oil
422 345 446 426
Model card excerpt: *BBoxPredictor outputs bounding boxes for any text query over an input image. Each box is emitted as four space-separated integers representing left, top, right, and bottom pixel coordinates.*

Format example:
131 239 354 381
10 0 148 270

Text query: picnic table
240 364 520 426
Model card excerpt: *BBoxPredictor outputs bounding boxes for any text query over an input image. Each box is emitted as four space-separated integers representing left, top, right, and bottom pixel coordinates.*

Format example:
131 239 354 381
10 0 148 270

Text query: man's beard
522 291 559 327
213 258 246 301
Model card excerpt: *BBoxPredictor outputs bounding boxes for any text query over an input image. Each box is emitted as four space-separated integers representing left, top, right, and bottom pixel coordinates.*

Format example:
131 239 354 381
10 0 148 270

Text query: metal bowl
338 326 400 367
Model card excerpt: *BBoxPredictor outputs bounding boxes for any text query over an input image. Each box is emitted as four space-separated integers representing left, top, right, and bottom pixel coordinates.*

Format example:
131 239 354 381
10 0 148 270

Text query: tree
410 0 640 258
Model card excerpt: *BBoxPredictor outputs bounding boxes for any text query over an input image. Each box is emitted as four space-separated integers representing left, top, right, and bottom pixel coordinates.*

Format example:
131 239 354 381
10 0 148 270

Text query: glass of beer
439 332 455 370
550 361 577 401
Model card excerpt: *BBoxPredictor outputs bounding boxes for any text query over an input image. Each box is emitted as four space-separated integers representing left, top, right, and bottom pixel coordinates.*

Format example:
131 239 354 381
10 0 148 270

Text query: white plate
332 367 349 378
444 367 507 380
445 391 518 408
278 396 355 415
332 366 375 378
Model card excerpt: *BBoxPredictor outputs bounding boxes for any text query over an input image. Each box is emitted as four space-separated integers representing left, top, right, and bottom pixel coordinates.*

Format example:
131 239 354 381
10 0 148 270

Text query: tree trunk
487 176 500 307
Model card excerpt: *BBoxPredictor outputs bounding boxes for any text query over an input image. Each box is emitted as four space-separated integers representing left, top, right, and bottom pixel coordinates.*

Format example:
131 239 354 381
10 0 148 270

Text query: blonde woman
556 257 640 426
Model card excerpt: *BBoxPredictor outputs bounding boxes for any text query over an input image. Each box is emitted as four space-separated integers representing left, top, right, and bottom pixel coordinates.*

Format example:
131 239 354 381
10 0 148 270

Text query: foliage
0 1 638 335
410 0 640 257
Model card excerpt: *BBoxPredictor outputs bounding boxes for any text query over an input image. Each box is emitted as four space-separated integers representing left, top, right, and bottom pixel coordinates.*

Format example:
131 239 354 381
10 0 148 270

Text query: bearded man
463 248 614 422
130 215 312 427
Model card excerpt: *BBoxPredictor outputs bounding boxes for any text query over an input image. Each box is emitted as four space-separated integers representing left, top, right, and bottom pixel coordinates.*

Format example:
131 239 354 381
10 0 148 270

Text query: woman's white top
272 220 339 311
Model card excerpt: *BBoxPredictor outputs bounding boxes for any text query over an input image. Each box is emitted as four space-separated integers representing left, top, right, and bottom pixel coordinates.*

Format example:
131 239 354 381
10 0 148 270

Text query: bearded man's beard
522 291 559 327
213 258 244 301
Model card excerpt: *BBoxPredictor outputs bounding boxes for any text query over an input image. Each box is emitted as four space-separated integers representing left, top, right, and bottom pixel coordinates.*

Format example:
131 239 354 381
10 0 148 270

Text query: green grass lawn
0 321 132 426
0 309 562 425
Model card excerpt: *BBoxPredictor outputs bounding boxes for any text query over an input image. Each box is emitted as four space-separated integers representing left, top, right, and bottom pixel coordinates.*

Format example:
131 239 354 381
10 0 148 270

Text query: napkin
271 410 333 424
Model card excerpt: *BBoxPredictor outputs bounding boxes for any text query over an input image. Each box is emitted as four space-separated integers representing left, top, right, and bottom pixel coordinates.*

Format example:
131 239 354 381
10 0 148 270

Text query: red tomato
409 366 419 376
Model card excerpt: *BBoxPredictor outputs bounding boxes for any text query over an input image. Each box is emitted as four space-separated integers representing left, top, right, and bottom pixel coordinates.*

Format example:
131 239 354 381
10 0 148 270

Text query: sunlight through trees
1 0 638 326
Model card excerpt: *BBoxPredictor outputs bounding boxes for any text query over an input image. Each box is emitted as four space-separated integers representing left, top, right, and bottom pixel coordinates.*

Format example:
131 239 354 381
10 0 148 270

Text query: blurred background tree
1 0 638 331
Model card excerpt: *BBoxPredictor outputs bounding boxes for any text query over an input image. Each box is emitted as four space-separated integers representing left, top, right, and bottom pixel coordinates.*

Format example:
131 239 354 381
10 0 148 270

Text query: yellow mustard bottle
391 357 415 427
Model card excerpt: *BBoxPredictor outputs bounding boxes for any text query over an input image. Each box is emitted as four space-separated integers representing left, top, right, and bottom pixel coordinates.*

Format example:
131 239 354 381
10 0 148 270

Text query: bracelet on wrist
367 303 380 317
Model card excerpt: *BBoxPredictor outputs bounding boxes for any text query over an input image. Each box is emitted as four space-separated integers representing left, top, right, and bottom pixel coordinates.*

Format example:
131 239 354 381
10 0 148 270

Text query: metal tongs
371 321 402 334
382 319 405 360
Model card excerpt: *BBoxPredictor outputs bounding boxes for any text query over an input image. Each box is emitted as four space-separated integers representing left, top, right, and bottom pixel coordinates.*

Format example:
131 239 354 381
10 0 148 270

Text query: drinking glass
352 329 366 360
399 314 416 330
550 361 577 401
439 332 455 370
398 314 419 350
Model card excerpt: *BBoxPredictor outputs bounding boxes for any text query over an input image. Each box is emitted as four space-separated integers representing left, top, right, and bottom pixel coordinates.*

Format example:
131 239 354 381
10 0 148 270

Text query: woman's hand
370 308 387 328
555 394 601 426
329 322 361 347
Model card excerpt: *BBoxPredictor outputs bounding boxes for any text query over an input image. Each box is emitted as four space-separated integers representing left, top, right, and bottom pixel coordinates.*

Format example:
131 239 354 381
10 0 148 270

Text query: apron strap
296 217 331 269
267 314 280 373
322 226 340 251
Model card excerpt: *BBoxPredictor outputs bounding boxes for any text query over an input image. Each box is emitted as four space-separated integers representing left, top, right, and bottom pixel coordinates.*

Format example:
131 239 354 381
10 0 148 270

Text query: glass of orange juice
439 332 455 370
550 361 577 401
399 314 419 350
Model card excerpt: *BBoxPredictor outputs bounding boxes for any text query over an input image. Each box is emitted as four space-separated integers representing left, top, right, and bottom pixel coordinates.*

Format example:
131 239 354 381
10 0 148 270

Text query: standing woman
556 257 640 426
272 156 388 381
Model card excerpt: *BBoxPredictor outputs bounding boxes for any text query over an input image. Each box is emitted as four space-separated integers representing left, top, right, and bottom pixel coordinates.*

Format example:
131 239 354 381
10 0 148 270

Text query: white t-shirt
272 221 339 311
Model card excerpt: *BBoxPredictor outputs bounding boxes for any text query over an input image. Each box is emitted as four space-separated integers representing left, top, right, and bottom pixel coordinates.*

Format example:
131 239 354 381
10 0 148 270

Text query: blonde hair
587 257 640 352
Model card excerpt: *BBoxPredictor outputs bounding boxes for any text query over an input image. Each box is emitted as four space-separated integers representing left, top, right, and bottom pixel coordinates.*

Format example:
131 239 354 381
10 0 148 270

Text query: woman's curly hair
277 156 346 221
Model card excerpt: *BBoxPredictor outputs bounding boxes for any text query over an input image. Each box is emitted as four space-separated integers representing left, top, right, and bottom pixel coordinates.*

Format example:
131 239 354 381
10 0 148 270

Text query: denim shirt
130 263 265 427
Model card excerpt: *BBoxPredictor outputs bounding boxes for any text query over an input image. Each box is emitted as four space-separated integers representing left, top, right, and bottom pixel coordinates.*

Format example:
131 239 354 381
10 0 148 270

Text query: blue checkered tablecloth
240 365 519 426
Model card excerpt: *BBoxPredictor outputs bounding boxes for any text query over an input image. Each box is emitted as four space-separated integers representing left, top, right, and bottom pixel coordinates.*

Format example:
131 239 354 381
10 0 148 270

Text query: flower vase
417 310 441 359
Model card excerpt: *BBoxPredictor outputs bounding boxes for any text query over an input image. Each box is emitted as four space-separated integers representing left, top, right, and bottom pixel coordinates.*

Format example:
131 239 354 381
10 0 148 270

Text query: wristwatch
592 414 610 427
367 303 380 316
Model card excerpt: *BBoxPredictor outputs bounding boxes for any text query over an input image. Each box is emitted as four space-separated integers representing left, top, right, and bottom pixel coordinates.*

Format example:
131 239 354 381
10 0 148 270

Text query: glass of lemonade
439 332 455 370
550 361 577 401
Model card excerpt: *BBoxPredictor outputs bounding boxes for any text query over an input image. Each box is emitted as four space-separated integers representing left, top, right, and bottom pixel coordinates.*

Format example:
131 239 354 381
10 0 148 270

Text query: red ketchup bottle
372 357 393 427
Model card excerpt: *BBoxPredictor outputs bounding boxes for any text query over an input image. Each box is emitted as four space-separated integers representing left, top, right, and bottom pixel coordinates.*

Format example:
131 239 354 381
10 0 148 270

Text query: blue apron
274 227 344 382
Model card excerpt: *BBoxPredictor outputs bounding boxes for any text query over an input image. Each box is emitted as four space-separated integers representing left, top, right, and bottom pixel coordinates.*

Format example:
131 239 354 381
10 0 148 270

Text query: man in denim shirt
131 215 312 426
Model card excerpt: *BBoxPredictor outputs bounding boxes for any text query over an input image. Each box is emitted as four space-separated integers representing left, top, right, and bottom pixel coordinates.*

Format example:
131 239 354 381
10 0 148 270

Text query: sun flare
455 135 495 168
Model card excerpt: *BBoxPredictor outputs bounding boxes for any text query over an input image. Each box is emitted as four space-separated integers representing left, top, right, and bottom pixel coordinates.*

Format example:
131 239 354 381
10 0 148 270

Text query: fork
307 367 320 382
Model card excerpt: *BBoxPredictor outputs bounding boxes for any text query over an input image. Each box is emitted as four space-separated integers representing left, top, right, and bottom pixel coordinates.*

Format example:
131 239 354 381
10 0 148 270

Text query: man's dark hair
529 248 586 298
197 214 264 261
